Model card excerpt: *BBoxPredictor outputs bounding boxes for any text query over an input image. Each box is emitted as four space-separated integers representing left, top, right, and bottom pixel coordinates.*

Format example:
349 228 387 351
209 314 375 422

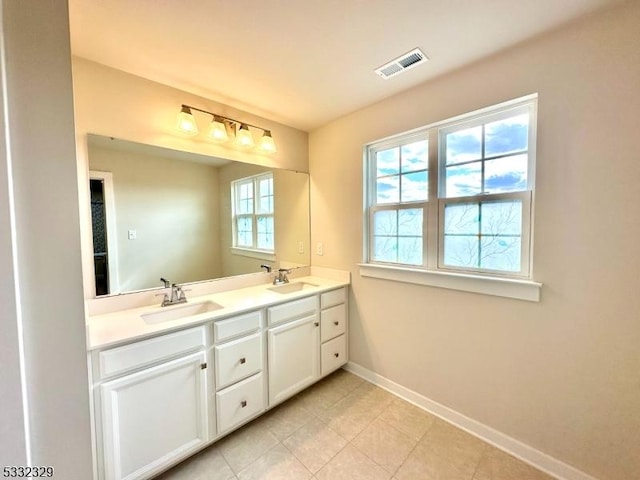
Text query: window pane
445 126 482 164
444 203 479 234
485 113 529 157
376 175 399 204
236 217 252 247
240 182 253 199
238 198 253 214
480 236 521 272
257 216 274 250
484 154 528 193
443 235 478 268
443 201 523 272
398 208 422 236
401 140 428 173
373 236 397 263
257 178 274 213
259 195 273 213
398 237 422 265
480 201 522 236
401 171 428 202
445 162 482 198
376 148 399 176
373 210 397 236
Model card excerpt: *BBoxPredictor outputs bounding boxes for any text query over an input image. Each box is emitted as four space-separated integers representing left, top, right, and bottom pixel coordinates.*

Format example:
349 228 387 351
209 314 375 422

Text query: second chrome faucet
260 264 291 285
158 277 188 307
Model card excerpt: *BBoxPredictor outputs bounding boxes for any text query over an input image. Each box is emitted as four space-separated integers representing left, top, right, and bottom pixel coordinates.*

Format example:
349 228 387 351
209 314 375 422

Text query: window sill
231 247 276 262
358 263 541 302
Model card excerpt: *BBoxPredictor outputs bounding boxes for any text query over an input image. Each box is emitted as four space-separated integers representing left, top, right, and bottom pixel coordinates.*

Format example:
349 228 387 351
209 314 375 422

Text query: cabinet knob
333 321 339 326
314 322 319 327
239 357 247 364
334 353 340 358
241 400 247 408
200 363 207 370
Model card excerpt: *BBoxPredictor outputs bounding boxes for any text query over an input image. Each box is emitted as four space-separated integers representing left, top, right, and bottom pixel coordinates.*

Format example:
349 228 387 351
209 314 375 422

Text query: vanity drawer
214 332 263 390
216 372 265 435
320 304 346 343
320 288 346 309
321 334 347 377
98 326 207 380
268 295 318 326
214 311 262 343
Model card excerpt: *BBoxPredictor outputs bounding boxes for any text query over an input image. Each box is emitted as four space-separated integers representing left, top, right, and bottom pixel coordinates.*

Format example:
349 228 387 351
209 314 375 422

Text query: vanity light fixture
208 116 229 142
176 106 198 136
176 104 276 154
235 124 254 148
259 130 277 153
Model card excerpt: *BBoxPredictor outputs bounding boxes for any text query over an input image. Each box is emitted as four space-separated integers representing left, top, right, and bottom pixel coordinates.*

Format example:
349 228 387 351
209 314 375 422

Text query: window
232 172 274 252
364 95 538 293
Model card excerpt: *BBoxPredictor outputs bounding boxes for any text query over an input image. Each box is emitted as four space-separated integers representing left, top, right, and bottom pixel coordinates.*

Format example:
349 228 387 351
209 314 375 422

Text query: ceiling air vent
375 48 428 79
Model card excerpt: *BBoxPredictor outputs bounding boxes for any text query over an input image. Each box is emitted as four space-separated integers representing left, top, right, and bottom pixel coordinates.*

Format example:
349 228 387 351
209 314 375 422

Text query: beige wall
72 58 309 298
273 169 310 269
89 144 222 292
0 0 92 476
309 3 640 480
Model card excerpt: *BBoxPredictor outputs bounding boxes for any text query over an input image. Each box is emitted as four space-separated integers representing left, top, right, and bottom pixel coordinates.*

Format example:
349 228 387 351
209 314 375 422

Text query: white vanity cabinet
93 326 210 480
267 295 320 406
320 288 348 376
213 310 266 435
88 280 350 480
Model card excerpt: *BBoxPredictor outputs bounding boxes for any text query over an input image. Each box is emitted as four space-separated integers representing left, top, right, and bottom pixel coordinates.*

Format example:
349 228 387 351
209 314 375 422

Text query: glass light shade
208 118 228 142
176 107 198 136
236 124 254 148
258 131 277 153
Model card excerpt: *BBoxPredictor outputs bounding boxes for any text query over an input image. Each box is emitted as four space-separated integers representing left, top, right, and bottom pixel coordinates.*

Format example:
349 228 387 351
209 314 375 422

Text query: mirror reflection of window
232 172 275 252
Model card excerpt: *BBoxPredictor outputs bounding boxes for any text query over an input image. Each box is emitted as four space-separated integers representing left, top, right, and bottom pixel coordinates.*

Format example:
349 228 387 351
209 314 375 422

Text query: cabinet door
267 313 320 406
100 351 209 480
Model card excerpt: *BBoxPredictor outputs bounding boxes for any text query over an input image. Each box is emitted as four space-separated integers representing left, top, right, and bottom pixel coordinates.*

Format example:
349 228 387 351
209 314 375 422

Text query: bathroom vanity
86 275 349 480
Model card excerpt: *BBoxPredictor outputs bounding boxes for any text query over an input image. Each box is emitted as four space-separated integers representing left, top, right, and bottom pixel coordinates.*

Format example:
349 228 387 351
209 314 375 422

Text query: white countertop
86 276 349 351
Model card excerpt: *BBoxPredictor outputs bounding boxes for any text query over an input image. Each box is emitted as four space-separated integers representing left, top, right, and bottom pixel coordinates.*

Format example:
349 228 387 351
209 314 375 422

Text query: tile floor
154 369 555 480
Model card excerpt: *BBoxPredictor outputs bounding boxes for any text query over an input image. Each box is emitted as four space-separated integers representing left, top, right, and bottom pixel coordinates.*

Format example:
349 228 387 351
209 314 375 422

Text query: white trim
344 362 598 480
358 263 541 302
230 247 276 262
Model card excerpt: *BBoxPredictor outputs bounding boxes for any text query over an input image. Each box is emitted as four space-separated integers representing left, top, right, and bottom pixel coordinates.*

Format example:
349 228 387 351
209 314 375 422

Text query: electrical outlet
316 242 323 256
298 241 304 254
128 229 137 240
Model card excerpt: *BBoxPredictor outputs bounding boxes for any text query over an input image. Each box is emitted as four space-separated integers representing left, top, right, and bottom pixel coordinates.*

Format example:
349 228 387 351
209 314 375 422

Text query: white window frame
231 172 275 255
361 95 542 302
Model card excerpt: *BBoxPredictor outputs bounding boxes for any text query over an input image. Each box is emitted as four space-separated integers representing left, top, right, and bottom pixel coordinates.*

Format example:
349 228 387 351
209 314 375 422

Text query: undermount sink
142 300 224 324
267 282 319 294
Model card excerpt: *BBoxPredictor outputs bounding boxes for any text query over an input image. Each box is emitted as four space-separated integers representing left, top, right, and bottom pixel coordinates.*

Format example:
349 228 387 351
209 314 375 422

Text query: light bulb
258 130 277 153
208 117 228 142
236 124 254 148
176 106 198 136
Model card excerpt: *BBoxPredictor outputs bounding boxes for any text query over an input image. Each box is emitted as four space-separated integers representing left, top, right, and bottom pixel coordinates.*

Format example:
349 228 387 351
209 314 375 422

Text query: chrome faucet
157 278 188 307
272 268 291 285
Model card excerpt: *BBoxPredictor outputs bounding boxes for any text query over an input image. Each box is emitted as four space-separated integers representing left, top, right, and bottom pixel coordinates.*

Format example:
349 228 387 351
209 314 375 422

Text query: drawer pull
314 322 319 327
334 353 340 358
241 400 247 408
333 321 339 326
239 357 247 364
200 363 207 370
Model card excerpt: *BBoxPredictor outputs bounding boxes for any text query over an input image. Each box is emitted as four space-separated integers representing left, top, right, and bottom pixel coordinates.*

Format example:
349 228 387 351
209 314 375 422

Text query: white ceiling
69 0 622 132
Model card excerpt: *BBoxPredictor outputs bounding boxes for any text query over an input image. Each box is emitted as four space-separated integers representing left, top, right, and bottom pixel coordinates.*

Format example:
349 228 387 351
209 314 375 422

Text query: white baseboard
344 361 599 480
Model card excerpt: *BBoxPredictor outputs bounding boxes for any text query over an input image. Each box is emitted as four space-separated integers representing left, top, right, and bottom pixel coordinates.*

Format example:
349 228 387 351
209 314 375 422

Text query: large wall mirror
87 134 310 297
